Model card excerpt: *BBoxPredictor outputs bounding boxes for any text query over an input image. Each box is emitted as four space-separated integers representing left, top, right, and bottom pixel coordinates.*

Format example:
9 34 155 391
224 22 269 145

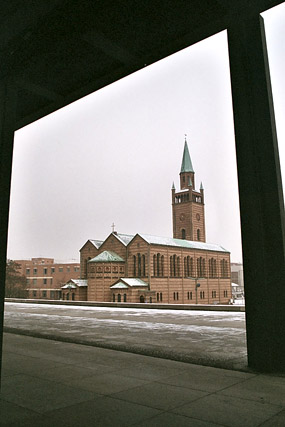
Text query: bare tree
5 260 27 298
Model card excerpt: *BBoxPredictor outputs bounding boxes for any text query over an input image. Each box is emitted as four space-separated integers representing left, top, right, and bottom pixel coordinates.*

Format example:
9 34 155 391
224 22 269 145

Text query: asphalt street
4 302 248 371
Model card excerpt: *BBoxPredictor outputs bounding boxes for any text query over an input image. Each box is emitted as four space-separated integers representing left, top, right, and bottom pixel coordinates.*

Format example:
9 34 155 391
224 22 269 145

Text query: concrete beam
228 15 285 372
0 80 16 384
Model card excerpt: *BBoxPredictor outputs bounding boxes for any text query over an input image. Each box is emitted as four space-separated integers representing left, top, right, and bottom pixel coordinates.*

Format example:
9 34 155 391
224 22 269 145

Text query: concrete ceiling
1 0 283 130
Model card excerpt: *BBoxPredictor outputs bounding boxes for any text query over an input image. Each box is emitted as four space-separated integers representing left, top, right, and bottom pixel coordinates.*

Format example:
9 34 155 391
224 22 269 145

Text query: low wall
5 298 245 312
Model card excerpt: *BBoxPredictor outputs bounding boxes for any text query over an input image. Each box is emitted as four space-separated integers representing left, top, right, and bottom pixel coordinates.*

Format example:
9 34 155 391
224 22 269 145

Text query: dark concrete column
228 16 285 372
0 80 16 383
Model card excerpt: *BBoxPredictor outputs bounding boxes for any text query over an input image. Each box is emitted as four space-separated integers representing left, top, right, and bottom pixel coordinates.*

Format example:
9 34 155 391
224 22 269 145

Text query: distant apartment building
16 258 80 300
231 262 244 298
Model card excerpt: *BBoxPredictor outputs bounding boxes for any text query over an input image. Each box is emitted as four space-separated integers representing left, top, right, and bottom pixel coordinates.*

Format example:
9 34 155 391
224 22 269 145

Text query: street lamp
187 277 201 304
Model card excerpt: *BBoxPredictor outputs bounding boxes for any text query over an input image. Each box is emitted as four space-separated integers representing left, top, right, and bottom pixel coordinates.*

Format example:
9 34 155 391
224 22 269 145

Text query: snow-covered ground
4 302 247 369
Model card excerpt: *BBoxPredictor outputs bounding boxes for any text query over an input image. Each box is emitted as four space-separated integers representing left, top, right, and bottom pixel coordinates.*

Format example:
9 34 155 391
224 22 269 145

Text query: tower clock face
196 213 200 221
179 214 185 221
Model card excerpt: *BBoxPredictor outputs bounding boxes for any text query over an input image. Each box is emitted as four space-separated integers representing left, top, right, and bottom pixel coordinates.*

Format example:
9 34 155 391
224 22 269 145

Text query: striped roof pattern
110 278 148 289
62 279 88 289
89 250 124 263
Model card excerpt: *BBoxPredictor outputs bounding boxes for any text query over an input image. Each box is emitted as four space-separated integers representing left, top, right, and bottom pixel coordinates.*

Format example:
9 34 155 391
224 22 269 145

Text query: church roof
110 278 148 289
89 239 103 249
180 141 194 173
113 233 134 246
88 250 124 263
62 279 88 288
137 233 229 253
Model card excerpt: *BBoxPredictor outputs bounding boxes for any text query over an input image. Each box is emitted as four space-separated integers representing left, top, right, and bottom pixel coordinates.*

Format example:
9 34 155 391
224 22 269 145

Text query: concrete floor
1 333 285 427
4 302 247 370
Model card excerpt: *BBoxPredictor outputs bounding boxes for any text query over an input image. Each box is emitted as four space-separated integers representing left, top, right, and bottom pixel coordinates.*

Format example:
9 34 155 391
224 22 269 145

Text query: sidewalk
1 333 285 426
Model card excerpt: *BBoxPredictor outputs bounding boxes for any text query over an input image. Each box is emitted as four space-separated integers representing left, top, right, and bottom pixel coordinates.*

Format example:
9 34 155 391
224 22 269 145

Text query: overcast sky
7 4 285 264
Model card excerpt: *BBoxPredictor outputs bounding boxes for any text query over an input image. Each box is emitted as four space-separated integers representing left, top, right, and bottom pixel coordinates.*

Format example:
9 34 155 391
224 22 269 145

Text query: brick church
62 140 232 304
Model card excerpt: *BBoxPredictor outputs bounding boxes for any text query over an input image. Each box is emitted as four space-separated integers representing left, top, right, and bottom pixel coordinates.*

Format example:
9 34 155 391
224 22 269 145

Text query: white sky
7 4 285 264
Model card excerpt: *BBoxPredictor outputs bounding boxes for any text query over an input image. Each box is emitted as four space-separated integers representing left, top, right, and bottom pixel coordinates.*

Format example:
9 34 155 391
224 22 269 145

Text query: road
4 302 248 370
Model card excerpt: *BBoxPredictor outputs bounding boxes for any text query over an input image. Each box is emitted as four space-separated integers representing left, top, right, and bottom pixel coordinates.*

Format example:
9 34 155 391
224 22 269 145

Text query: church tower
172 139 206 242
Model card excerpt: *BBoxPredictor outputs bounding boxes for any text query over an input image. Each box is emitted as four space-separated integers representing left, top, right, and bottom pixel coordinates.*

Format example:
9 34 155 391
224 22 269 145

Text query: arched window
197 257 202 277
138 253 141 276
182 229 186 239
190 257 194 276
187 256 190 277
184 257 187 277
221 259 228 278
197 229 201 241
209 258 217 278
157 292 159 302
153 255 156 276
177 257 180 277
113 294 115 302
187 291 193 300
173 255 176 277
118 294 121 302
160 292 163 302
213 259 217 277
170 256 173 277
133 255 136 276
157 253 160 277
197 257 205 277
123 294 127 302
161 255 164 276
142 254 146 276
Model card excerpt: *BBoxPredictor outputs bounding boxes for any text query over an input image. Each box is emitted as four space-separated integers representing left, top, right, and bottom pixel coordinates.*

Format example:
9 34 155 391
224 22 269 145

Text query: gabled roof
180 141 194 173
88 250 124 263
80 239 103 251
61 279 88 289
89 239 104 249
112 232 134 246
110 278 148 289
131 233 229 253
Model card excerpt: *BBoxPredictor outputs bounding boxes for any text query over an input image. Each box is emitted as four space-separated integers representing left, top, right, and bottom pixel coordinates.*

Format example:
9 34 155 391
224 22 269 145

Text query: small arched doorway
140 295 145 303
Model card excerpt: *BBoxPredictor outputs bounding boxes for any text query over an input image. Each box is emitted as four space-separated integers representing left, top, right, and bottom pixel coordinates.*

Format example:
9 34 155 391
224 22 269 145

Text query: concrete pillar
0 80 16 383
228 16 285 372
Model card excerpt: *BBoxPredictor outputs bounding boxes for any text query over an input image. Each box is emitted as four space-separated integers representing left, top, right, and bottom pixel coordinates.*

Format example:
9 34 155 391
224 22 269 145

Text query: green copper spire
180 140 194 173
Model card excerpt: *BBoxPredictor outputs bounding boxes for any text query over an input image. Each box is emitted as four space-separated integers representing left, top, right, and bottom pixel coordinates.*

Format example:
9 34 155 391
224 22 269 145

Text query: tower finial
111 222 115 233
